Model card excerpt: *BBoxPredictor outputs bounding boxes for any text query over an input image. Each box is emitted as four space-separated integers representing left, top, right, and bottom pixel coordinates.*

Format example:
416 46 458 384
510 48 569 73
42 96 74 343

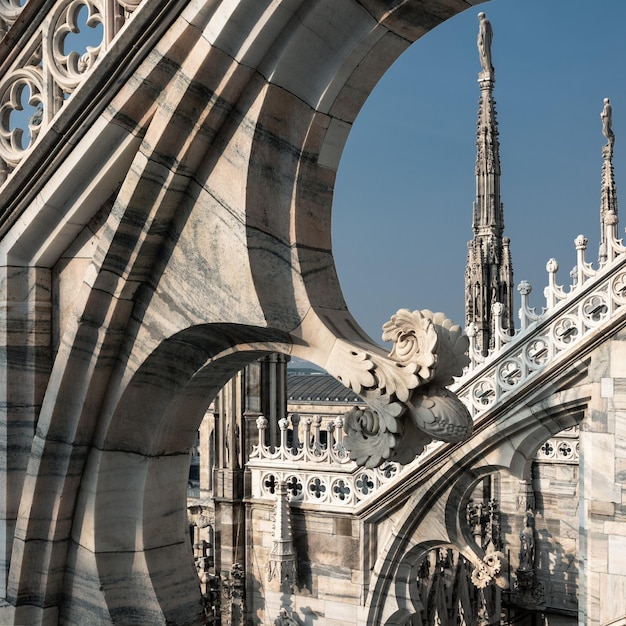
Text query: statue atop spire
477 12 494 77
601 97 615 152
466 13 514 355
600 98 618 263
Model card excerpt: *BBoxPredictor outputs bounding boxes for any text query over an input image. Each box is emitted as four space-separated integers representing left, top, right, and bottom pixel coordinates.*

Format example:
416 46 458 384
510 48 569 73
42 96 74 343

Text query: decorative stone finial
574 234 588 250
546 258 559 274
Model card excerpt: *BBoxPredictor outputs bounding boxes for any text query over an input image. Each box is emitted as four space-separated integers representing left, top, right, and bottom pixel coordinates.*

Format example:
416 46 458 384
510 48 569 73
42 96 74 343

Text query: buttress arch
1 1 488 623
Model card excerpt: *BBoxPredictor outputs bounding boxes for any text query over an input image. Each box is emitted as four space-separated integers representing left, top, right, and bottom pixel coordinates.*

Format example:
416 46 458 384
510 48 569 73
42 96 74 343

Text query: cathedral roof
287 373 361 403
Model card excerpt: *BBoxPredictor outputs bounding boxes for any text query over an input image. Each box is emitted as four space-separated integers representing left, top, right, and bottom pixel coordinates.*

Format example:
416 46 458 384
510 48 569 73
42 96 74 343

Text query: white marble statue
602 97 615 147
477 12 493 74
518 509 535 571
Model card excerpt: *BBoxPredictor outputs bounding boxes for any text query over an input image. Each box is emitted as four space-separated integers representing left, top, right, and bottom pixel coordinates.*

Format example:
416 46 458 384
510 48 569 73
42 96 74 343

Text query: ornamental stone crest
341 309 471 468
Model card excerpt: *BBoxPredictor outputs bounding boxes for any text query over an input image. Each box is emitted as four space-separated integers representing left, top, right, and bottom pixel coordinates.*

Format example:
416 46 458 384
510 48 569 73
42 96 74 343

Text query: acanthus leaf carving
325 340 422 402
365 357 419 403
340 309 472 467
421 309 470 386
382 308 438 383
325 344 376 396
343 396 405 469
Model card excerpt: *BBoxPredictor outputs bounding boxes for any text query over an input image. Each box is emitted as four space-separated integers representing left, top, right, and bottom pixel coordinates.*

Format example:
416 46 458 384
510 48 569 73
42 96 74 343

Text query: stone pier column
579 332 626 625
0 267 51 595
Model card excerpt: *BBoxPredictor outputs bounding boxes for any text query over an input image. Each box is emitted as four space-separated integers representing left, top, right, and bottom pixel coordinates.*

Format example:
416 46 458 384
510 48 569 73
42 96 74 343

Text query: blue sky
332 0 626 343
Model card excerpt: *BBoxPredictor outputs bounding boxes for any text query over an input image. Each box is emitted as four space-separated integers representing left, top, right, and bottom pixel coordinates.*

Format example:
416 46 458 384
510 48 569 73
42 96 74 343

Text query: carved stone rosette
470 551 506 589
341 309 471 468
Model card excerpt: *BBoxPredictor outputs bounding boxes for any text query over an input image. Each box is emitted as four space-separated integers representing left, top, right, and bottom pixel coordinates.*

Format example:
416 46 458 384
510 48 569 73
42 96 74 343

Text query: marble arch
0 0 488 623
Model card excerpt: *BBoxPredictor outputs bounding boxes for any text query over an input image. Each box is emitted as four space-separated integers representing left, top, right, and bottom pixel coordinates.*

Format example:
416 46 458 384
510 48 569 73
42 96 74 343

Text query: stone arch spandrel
91 324 292 455
243 0 487 337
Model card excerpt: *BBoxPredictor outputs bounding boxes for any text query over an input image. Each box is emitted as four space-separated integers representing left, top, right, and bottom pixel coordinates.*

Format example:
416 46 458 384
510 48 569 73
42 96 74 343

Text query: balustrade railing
535 426 579 464
468 214 626 367
250 414 353 465
0 0 144 184
457 214 626 420
248 414 410 508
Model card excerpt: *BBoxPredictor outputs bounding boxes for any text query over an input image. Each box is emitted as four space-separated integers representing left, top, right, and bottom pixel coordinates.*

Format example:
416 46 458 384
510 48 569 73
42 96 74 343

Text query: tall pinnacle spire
465 13 514 354
599 97 618 263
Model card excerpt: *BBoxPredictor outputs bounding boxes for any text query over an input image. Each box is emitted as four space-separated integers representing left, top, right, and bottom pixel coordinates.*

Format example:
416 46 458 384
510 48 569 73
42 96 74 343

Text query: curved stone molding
0 0 26 35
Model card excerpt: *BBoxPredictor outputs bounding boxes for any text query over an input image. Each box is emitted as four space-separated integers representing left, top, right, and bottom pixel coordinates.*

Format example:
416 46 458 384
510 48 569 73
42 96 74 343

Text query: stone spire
465 12 514 354
599 97 618 263
267 480 297 593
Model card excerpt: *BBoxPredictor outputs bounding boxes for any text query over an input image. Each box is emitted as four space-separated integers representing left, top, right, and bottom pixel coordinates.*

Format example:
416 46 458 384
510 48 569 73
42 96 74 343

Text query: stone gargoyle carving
339 309 472 468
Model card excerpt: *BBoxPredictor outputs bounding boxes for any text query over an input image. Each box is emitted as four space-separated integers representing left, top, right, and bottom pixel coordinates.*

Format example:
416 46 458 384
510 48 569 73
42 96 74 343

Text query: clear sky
332 0 626 344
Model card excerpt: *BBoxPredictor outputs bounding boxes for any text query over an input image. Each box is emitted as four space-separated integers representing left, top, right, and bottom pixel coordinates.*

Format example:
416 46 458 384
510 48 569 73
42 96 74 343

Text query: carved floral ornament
470 551 506 589
336 309 472 468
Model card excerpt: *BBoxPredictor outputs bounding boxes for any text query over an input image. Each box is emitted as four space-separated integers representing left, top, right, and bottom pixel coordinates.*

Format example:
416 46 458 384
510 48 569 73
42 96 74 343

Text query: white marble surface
5 0 626 625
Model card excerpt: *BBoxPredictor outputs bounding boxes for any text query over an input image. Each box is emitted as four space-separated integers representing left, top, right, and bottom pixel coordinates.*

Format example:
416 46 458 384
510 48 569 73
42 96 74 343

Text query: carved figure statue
477 12 493 74
602 97 615 148
518 509 535 571
274 607 299 626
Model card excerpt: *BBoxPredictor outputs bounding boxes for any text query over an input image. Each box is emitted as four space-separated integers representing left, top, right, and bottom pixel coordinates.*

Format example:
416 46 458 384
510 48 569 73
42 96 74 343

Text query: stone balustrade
250 414 353 466
468 212 626 367
0 0 143 183
248 413 406 509
458 224 626 421
535 426 580 464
